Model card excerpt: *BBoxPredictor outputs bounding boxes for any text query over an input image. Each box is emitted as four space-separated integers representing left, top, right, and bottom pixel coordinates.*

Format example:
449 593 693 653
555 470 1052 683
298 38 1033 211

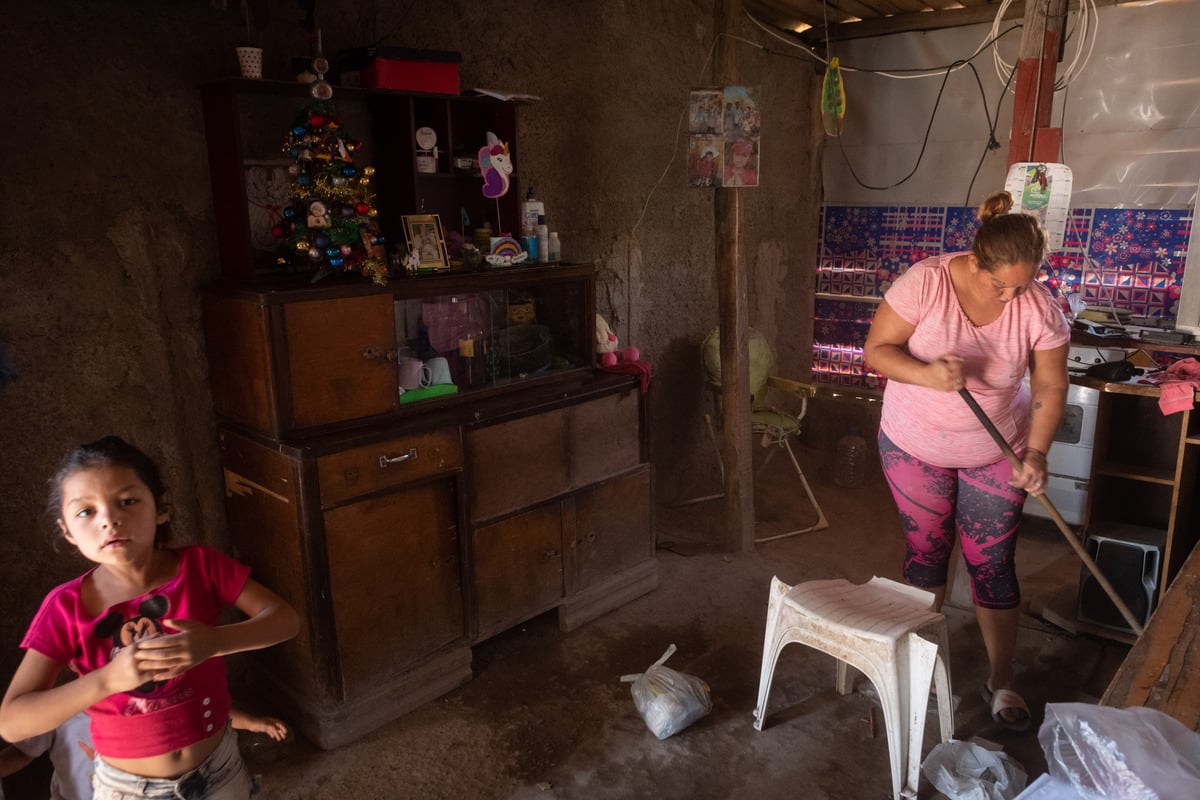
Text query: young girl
0 436 300 799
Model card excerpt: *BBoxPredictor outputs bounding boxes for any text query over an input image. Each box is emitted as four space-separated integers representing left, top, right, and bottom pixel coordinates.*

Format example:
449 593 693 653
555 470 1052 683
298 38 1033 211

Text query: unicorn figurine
478 131 512 199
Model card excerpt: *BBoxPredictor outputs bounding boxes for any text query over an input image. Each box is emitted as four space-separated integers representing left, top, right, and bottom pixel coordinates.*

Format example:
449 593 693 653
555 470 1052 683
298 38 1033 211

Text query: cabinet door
570 466 653 593
324 478 463 700
466 409 570 521
283 294 399 430
472 503 564 640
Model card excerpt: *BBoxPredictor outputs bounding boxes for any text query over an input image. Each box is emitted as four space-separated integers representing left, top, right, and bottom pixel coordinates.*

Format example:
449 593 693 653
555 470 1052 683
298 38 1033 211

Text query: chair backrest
700 327 775 409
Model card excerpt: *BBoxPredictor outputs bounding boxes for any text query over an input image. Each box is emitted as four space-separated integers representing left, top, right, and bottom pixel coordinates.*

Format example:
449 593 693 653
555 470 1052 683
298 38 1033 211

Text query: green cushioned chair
682 326 828 542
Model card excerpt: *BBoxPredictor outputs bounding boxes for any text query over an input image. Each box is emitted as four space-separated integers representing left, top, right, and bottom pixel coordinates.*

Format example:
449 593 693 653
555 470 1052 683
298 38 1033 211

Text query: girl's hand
102 642 158 695
133 619 219 681
1012 448 1049 495
926 355 965 392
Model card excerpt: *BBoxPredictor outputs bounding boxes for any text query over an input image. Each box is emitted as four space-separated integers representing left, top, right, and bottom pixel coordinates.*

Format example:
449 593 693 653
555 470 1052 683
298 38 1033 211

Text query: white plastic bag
923 738 1027 800
620 644 712 739
1039 702 1200 799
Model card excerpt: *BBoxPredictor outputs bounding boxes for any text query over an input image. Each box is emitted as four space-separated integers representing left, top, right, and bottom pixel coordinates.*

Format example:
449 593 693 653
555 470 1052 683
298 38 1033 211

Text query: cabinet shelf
1093 461 1177 485
1080 387 1198 637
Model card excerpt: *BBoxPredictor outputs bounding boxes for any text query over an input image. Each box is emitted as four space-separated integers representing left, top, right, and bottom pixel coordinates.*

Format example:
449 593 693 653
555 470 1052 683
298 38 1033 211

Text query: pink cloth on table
1149 357 1200 415
1158 383 1195 415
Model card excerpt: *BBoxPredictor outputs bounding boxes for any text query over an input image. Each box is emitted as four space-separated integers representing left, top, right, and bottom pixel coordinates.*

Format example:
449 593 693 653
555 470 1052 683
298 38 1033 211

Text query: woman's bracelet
1024 448 1048 461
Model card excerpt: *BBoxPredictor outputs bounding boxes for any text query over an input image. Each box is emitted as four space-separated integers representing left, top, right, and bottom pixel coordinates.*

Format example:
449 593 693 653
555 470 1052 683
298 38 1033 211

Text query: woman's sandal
980 684 1031 732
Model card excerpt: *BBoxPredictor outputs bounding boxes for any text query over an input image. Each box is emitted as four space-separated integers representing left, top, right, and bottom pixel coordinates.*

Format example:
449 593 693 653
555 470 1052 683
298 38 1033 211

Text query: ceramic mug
426 356 453 385
398 357 432 391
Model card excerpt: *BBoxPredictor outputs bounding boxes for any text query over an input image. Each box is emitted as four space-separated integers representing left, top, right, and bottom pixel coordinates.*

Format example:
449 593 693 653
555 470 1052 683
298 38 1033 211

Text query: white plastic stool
752 576 954 800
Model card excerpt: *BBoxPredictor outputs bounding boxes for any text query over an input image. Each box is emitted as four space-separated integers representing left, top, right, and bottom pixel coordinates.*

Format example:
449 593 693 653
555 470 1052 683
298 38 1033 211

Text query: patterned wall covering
814 205 1194 392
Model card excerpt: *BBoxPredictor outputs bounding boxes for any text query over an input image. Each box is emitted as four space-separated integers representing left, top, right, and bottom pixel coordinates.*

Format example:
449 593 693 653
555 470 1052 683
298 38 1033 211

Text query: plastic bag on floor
923 738 1027 800
620 644 712 739
1039 702 1200 799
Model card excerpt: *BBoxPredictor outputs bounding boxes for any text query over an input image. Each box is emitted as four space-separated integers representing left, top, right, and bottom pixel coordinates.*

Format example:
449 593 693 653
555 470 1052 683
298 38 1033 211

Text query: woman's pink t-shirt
879 251 1070 468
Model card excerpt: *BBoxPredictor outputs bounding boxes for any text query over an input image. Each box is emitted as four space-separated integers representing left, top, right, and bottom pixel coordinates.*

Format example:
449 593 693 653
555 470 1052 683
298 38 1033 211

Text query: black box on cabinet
1076 529 1164 633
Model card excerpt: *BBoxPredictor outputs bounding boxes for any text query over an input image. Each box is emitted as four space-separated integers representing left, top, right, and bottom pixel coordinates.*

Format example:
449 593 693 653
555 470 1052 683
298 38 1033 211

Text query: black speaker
1076 530 1163 633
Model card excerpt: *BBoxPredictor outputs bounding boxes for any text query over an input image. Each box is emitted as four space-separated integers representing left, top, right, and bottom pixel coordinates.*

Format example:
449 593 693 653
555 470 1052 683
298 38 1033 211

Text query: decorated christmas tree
275 100 389 284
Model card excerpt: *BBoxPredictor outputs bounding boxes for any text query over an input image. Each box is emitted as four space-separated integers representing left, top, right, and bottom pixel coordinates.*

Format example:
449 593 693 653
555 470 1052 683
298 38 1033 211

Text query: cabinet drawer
466 388 643 521
318 429 463 506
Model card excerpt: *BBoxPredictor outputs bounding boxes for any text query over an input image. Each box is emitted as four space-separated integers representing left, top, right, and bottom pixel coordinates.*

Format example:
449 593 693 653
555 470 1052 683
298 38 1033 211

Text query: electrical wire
992 0 1099 92
965 58 1019 204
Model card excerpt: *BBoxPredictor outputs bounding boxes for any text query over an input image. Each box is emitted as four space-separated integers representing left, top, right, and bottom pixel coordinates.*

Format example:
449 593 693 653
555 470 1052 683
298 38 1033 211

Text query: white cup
426 356 453 385
398 357 432 390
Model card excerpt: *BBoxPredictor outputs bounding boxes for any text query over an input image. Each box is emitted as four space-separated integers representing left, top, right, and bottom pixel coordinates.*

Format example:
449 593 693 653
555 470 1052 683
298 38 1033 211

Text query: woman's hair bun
978 191 1014 222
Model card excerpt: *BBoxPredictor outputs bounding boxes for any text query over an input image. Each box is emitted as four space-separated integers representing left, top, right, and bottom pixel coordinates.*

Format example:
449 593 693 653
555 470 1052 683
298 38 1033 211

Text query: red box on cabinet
361 48 462 95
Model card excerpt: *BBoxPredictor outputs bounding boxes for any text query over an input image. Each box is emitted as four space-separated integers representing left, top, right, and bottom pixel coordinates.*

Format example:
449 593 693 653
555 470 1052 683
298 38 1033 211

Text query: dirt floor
2 445 1131 800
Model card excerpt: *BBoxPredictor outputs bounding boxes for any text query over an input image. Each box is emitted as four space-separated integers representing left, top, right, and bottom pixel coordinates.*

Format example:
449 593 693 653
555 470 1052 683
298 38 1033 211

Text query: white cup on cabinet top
398 357 432 390
426 356 453 385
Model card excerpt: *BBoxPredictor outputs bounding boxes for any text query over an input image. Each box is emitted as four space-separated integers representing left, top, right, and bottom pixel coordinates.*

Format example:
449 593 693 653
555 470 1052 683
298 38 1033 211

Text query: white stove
1023 379 1100 526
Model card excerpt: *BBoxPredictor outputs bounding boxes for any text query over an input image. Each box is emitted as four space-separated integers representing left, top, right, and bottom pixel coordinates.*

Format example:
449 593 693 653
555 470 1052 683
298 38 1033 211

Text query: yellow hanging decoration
821 57 846 137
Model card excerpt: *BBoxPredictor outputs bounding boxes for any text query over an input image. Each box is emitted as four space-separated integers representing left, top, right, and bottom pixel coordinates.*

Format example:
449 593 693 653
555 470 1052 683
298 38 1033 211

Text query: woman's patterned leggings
878 430 1026 610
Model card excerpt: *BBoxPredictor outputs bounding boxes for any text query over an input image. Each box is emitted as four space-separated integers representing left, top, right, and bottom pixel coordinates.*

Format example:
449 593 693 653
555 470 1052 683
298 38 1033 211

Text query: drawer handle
362 346 398 362
379 448 418 468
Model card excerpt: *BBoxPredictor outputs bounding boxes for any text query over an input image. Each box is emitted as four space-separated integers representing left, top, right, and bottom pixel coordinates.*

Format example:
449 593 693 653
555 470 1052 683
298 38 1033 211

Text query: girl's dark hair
47 436 171 546
972 191 1048 273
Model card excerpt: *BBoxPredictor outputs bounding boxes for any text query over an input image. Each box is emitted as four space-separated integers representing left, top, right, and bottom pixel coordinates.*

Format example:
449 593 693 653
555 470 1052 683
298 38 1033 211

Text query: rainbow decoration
490 237 523 258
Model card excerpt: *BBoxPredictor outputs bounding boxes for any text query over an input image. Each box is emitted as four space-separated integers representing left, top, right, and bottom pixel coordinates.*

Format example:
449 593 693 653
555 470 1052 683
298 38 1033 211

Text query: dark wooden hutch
199 79 656 748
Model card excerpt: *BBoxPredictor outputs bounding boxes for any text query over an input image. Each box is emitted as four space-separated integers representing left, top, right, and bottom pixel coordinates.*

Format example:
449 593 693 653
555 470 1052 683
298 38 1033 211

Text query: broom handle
957 388 1144 636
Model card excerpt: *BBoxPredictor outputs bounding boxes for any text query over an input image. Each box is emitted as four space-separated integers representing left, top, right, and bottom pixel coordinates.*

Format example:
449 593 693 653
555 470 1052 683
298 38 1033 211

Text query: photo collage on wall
687 86 761 188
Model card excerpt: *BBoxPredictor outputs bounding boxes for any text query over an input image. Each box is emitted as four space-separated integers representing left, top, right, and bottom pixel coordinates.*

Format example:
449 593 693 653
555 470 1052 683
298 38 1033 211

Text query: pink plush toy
595 314 619 367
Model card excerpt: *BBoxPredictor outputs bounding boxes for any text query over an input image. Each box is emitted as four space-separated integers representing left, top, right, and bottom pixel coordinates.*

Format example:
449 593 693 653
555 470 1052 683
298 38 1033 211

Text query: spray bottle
520 186 544 239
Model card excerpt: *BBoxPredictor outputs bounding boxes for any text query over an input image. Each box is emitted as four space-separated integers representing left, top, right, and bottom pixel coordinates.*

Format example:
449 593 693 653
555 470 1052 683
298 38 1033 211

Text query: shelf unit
200 79 519 280
1078 380 1200 636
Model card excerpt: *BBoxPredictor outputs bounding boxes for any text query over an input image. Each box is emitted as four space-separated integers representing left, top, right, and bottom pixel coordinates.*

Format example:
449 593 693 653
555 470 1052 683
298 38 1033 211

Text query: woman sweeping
864 191 1070 731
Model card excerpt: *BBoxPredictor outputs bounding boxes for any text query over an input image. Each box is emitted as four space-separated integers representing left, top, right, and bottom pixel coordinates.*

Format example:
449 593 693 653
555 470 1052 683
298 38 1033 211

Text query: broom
958 388 1144 635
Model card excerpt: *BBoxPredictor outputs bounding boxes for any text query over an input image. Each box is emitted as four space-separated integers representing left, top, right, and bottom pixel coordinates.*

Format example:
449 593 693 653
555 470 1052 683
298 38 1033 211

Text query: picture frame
402 213 450 270
243 159 292 252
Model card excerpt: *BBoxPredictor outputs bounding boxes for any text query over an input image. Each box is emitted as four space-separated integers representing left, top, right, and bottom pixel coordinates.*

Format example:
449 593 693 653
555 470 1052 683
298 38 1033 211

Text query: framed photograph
402 214 450 270
243 159 292 251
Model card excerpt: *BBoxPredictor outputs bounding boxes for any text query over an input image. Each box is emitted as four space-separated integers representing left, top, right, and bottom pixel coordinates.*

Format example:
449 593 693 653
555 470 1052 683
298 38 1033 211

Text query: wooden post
1007 0 1067 166
715 0 755 552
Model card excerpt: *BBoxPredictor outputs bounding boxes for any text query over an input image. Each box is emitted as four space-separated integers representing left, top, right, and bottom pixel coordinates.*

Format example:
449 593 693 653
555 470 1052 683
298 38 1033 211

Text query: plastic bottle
834 426 868 488
520 186 544 239
547 232 561 263
536 214 549 264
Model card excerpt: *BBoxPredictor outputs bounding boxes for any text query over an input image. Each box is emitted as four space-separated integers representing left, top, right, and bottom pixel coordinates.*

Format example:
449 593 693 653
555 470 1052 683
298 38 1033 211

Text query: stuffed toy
595 314 652 393
595 314 619 366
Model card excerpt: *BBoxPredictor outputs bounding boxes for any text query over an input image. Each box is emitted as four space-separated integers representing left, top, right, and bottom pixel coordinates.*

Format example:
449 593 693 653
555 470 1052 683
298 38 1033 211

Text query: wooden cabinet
1079 380 1200 634
201 79 655 750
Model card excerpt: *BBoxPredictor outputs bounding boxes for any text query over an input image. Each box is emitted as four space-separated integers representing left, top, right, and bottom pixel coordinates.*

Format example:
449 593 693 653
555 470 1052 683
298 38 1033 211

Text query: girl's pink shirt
879 251 1070 468
20 545 251 759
